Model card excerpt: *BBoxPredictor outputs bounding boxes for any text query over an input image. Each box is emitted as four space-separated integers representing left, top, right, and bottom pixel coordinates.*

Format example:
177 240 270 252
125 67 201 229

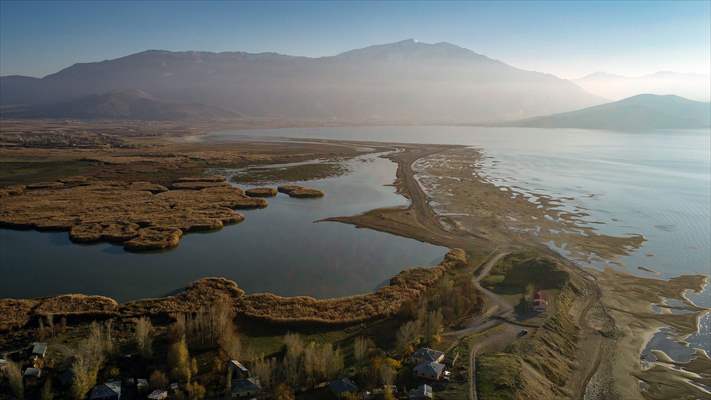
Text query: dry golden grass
0 250 466 332
0 176 261 250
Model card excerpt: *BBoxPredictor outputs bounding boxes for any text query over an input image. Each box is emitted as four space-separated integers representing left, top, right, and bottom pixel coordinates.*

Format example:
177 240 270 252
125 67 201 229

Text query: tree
252 356 276 389
149 370 169 390
186 382 206 400
191 357 199 376
3 360 23 399
69 322 113 399
134 317 153 359
353 336 370 362
424 310 443 345
71 356 97 400
380 364 395 386
168 337 192 383
396 320 420 354
282 333 304 386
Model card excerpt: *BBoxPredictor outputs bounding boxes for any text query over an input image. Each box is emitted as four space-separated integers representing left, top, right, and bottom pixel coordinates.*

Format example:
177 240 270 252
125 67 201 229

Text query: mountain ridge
501 94 710 130
0 40 603 123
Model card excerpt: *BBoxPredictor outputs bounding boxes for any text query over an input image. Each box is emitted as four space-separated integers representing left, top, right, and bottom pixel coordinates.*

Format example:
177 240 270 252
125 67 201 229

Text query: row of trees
70 322 115 399
252 333 344 391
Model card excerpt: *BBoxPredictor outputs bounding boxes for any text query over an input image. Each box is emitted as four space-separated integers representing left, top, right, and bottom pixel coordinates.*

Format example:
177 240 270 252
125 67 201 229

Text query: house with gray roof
413 361 446 381
89 381 122 400
411 347 444 364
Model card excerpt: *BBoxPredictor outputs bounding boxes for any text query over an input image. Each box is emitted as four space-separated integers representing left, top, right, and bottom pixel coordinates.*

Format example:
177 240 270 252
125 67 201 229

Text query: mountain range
0 39 603 123
505 94 710 130
1 89 237 120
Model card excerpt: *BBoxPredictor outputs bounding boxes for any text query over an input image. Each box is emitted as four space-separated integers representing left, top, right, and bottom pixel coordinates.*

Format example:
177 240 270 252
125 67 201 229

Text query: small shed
32 342 48 358
229 360 250 379
411 348 445 364
147 389 168 400
89 381 122 400
329 377 358 398
231 377 261 398
23 367 42 378
408 384 433 400
413 361 446 381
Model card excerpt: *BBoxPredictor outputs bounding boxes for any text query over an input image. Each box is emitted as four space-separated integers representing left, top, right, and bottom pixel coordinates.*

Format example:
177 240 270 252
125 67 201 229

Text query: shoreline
1 133 709 399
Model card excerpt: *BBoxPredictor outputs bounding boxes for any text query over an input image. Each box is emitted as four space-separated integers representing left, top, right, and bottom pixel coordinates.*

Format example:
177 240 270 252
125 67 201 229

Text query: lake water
0 152 447 301
210 126 711 281
210 126 711 359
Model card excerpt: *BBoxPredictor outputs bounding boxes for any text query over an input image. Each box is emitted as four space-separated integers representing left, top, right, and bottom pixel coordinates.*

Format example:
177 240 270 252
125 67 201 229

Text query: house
147 389 168 400
329 377 359 398
533 291 547 313
413 361 446 380
229 360 250 379
411 348 445 364
32 342 48 358
89 381 122 400
408 384 433 400
23 367 42 379
231 377 261 398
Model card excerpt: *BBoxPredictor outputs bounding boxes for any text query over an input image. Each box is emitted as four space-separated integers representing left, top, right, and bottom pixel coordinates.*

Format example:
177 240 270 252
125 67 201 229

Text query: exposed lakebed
0 152 446 301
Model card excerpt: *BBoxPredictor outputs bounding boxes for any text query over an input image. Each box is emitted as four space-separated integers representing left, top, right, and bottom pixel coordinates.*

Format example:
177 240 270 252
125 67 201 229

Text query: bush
149 370 169 390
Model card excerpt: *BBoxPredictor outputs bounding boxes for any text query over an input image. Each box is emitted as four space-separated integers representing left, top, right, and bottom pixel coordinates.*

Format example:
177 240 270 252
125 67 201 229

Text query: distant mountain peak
505 93 710 130
0 40 603 122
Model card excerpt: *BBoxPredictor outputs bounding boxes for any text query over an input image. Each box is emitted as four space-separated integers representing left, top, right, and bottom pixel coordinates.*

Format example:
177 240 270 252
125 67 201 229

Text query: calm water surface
0 153 446 301
211 126 711 358
211 126 710 280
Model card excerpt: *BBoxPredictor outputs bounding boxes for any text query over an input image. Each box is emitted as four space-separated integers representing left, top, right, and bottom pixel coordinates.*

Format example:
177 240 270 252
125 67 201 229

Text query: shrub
149 370 169 390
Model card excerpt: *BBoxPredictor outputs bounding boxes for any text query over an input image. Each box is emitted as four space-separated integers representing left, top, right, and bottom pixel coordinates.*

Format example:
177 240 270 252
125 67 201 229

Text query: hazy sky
1 0 709 79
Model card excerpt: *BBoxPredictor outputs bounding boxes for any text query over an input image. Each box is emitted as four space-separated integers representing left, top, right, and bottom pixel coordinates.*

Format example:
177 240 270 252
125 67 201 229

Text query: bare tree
353 336 370 362
282 333 304 386
71 355 97 400
252 356 276 389
134 317 153 358
396 320 420 354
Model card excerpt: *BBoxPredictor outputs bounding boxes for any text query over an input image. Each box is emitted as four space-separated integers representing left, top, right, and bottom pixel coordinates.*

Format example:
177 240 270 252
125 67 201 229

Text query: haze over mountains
0 39 603 123
1 89 238 120
573 71 710 102
506 94 711 130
